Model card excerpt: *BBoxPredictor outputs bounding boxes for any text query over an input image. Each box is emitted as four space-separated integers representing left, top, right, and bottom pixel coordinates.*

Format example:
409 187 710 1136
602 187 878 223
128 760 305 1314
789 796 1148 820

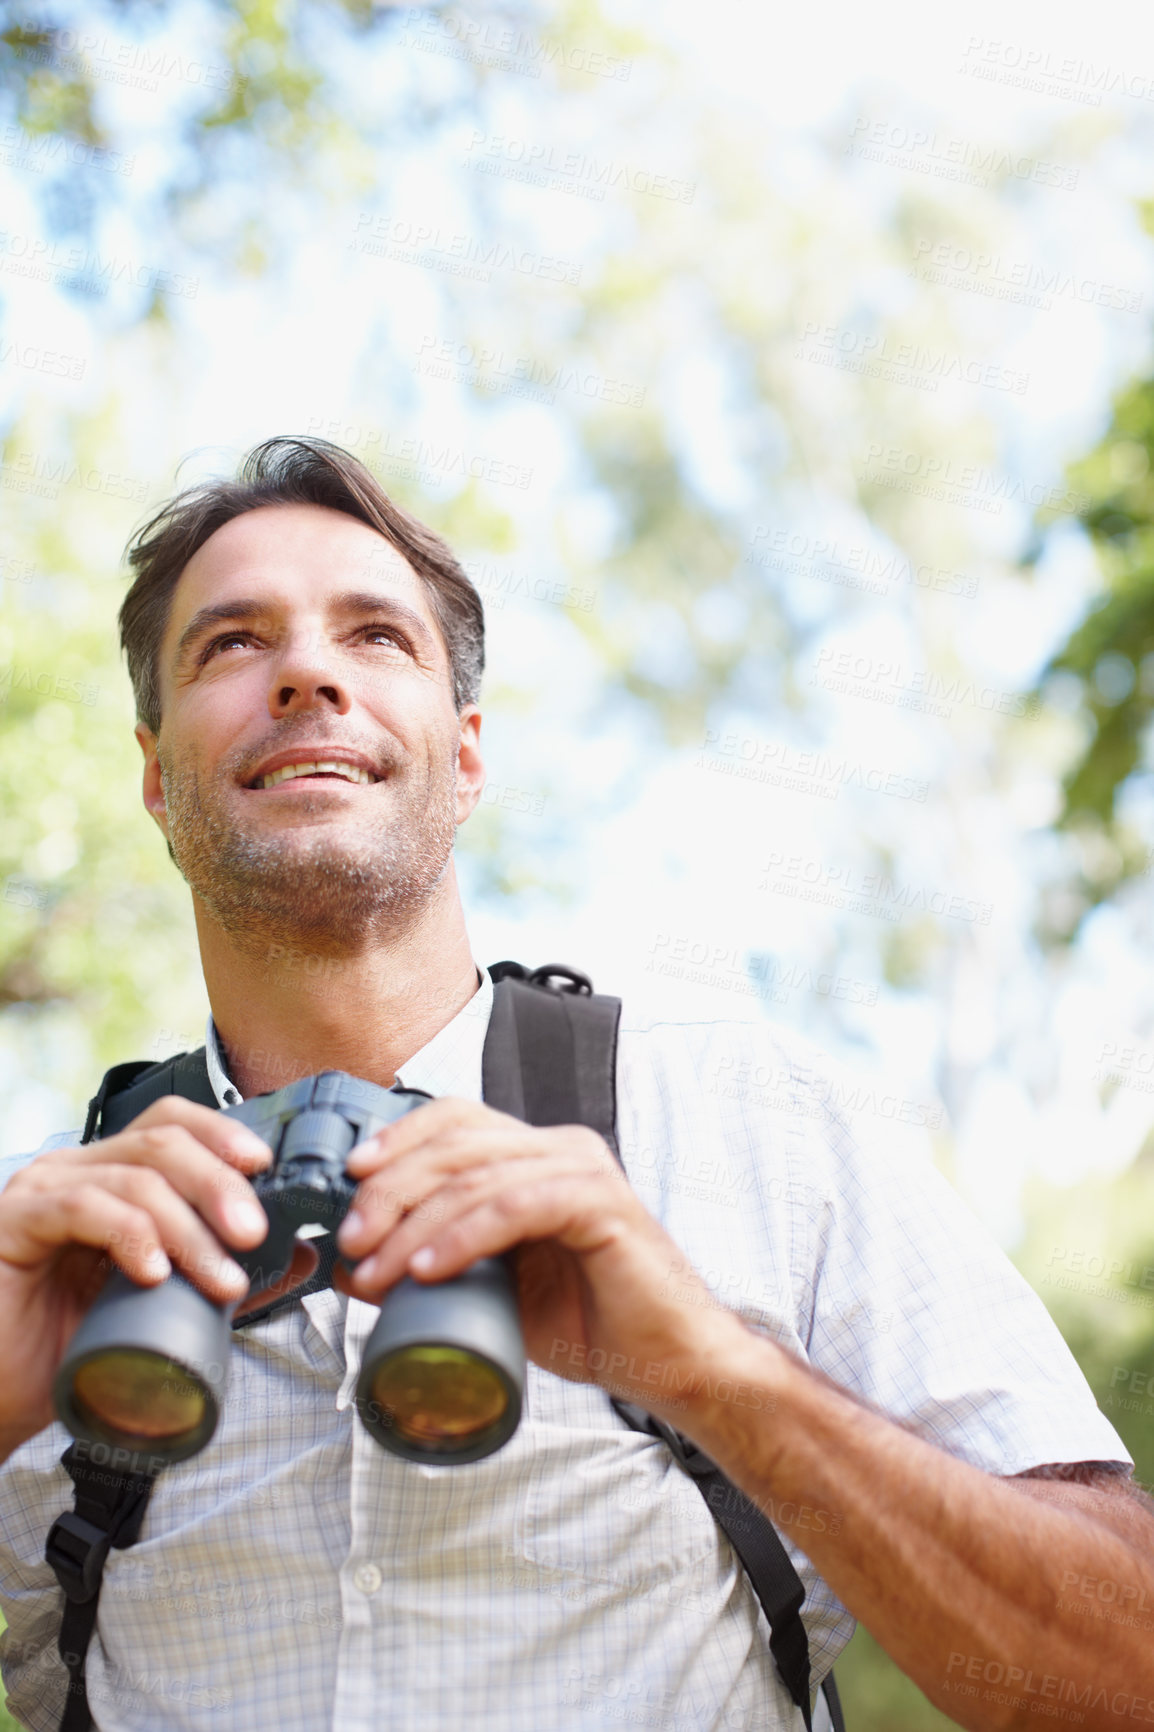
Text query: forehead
162 502 440 653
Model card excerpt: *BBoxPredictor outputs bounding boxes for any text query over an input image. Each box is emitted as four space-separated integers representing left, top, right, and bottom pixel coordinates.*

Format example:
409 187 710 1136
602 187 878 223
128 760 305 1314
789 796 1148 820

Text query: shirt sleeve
0 1134 83 1194
785 1042 1131 1476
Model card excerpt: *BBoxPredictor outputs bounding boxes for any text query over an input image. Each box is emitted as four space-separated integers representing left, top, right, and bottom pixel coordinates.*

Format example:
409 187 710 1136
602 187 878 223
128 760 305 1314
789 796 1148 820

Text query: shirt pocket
514 1370 721 1588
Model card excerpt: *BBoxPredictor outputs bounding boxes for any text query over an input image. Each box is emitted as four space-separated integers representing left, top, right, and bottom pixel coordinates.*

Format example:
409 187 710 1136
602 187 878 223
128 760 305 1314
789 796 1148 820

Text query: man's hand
333 1098 747 1410
0 1099 272 1456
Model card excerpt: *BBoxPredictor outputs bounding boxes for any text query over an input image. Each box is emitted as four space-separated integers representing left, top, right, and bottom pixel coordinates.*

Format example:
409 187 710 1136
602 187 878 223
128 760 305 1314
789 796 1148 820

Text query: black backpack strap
64 972 843 1729
481 966 838 1729
483 964 621 1157
45 1443 158 1732
822 1674 847 1732
611 1399 822 1729
82 1047 216 1142
54 1049 217 1730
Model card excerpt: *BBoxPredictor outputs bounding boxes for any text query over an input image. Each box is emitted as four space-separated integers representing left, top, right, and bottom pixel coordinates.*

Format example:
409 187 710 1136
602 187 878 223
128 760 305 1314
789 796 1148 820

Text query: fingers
117 1096 272 1175
337 1114 614 1266
0 1165 252 1301
34 1108 270 1255
2 1095 277 1303
342 1152 630 1300
344 1098 522 1178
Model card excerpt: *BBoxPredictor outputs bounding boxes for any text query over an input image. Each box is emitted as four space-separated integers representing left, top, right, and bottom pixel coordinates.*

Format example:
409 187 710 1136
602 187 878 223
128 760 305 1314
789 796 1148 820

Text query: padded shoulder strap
611 1400 820 1728
483 966 840 1730
482 966 621 1156
83 1048 216 1142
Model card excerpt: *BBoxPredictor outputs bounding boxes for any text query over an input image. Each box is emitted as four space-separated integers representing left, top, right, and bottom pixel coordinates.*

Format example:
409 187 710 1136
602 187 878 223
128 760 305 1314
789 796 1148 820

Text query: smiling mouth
250 760 380 790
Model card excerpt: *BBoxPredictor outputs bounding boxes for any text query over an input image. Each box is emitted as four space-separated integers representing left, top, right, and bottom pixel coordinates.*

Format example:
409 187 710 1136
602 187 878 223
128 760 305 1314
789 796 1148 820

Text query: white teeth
257 761 376 789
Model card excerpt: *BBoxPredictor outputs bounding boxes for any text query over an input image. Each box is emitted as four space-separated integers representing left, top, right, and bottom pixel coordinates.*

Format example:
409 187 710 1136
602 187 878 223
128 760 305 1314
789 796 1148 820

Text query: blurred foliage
1033 366 1154 941
0 0 460 265
835 1626 965 1732
836 1152 1154 1732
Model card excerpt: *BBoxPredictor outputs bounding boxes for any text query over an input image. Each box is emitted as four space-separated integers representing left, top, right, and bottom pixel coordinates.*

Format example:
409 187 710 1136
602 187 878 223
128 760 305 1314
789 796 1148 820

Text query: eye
360 624 407 650
201 631 256 662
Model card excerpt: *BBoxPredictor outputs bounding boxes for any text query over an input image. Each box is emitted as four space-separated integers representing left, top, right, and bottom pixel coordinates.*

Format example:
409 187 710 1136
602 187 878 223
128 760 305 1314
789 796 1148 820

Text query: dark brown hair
119 435 485 732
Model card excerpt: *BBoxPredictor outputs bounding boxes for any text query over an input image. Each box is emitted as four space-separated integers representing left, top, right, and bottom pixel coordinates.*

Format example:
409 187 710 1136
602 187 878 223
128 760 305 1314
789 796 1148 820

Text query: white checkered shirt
0 972 1129 1730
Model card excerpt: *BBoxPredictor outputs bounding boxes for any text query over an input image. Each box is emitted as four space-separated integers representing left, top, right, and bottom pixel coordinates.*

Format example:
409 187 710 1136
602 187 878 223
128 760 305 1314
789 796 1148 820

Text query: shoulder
618 1011 830 1092
615 1012 932 1182
0 1131 83 1192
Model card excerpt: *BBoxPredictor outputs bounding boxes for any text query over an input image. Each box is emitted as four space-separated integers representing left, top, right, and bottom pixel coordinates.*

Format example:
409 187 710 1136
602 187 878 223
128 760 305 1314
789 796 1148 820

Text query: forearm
662 1325 1154 1731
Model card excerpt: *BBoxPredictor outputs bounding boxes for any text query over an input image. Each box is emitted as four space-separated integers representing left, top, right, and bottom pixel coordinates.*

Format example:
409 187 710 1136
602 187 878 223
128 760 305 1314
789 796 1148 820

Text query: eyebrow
174 591 438 666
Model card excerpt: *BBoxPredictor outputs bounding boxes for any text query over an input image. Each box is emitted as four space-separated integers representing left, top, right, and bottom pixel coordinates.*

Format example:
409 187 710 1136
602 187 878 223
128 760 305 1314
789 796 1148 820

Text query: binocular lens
367 1346 508 1448
72 1350 209 1445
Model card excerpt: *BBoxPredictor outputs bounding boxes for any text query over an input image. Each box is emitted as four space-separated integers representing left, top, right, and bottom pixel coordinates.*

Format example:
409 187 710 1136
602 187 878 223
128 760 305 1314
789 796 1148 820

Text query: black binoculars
53 1073 526 1468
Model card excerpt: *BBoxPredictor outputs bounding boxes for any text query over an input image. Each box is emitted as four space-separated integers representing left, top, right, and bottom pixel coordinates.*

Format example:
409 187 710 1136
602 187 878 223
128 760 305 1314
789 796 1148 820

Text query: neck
195 863 479 1097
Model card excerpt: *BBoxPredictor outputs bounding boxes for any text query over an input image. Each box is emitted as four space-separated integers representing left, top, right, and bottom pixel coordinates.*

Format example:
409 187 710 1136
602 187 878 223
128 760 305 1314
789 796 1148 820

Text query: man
0 434 1151 1732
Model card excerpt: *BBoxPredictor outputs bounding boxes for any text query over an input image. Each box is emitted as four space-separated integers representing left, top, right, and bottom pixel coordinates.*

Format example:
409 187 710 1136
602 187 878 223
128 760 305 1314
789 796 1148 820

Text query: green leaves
1036 375 1154 937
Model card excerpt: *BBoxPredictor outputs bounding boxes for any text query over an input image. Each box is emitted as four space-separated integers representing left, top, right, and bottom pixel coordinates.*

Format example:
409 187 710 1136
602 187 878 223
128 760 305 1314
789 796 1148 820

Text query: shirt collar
204 968 493 1107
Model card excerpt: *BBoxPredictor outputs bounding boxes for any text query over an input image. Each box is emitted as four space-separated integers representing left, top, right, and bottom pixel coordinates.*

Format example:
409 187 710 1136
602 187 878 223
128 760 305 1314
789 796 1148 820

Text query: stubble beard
158 741 459 957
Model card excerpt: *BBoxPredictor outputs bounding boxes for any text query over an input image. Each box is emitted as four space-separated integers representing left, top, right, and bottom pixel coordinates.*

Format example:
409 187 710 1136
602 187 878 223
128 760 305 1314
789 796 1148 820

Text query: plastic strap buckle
45 1512 114 1604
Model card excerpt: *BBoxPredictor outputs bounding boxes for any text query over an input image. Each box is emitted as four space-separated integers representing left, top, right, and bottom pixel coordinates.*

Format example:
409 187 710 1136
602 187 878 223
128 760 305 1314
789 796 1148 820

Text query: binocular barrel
54 1073 525 1468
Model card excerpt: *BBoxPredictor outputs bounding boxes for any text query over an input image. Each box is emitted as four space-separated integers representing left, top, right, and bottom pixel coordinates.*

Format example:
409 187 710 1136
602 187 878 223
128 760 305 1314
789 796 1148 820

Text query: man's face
137 502 483 949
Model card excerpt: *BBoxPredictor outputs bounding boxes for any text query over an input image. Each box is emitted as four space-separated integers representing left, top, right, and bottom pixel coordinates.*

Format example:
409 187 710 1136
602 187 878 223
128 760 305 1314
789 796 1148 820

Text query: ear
454 706 485 825
136 723 170 840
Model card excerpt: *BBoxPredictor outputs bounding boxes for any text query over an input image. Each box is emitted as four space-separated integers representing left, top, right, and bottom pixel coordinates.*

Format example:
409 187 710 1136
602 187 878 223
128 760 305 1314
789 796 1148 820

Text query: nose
268 630 353 719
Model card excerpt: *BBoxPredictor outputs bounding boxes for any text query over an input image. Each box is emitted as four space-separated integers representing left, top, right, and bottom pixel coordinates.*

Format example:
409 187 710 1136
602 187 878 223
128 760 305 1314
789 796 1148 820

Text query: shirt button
353 1563 383 1596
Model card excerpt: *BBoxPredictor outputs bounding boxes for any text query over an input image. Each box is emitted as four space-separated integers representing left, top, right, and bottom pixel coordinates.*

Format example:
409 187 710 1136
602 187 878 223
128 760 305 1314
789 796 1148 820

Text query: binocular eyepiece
54 1073 526 1470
